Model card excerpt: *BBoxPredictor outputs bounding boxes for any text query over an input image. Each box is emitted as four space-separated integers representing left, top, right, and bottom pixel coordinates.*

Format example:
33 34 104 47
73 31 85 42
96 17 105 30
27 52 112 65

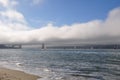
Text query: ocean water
0 49 120 80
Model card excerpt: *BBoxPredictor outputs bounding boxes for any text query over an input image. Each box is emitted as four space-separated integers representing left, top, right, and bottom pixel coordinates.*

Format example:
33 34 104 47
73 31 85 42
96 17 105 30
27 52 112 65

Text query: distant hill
0 44 22 49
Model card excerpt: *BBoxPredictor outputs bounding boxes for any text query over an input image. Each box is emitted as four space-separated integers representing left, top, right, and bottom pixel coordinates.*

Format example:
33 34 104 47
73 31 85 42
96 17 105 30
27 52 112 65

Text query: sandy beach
0 68 40 80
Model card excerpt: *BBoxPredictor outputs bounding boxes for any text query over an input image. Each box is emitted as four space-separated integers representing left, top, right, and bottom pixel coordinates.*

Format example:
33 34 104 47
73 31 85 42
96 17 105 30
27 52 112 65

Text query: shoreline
0 67 40 80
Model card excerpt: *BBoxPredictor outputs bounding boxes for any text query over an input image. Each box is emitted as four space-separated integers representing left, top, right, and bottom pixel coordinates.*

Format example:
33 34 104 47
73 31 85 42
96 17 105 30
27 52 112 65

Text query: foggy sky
0 0 120 44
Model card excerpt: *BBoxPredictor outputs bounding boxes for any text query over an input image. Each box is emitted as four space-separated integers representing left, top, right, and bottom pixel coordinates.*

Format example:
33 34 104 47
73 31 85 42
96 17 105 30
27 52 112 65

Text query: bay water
0 48 120 80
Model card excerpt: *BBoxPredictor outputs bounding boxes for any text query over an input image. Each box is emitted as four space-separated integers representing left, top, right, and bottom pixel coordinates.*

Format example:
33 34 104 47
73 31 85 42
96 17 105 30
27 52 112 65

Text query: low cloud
0 0 120 44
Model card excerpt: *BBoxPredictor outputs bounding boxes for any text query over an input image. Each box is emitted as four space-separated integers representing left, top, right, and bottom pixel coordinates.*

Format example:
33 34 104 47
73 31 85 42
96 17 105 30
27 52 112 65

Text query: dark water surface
0 49 120 80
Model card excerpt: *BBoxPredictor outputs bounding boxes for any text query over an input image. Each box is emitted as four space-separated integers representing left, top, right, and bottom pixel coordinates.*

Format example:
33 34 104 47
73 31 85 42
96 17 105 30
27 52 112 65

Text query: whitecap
43 68 50 72
16 63 23 67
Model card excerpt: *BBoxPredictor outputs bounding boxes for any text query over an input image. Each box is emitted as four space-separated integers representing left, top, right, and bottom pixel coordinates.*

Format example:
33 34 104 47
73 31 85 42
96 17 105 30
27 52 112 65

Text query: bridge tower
41 43 45 49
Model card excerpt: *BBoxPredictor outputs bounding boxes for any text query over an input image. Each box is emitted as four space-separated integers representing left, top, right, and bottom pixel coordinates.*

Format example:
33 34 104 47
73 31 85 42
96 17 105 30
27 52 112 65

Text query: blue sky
18 0 120 27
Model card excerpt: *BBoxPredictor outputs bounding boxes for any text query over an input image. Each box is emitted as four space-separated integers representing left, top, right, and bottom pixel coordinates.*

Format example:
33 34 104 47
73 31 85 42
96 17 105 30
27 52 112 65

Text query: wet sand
0 68 40 80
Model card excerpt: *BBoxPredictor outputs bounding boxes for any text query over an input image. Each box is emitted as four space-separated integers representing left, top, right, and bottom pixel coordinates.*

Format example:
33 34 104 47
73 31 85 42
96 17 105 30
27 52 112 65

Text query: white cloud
104 7 120 36
0 0 9 7
0 0 29 32
0 0 18 8
0 9 26 23
10 0 18 6
32 0 44 5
